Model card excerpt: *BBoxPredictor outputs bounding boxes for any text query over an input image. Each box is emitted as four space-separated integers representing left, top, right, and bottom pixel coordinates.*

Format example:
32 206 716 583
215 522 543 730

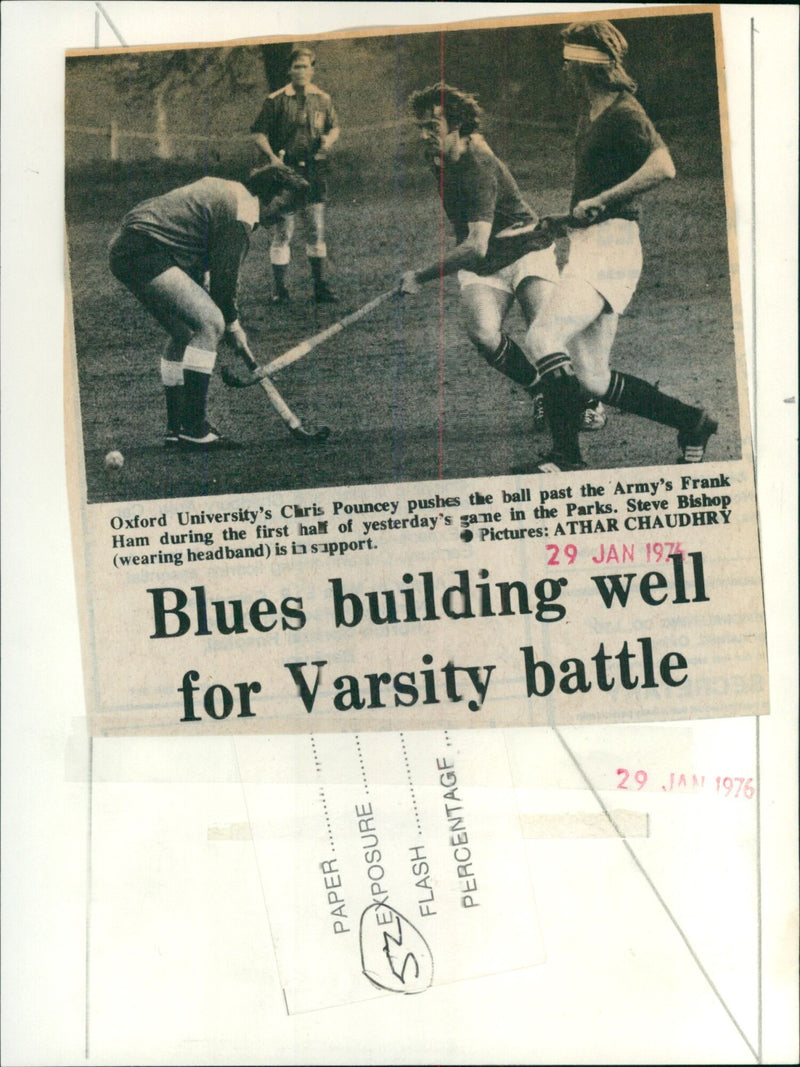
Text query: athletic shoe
513 453 587 475
164 431 181 448
313 282 338 304
272 287 291 305
178 424 242 451
532 454 588 474
522 388 550 428
677 411 718 463
581 400 607 431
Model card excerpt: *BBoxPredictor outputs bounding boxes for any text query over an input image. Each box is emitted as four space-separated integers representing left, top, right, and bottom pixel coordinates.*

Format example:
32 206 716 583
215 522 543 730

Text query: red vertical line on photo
437 38 447 479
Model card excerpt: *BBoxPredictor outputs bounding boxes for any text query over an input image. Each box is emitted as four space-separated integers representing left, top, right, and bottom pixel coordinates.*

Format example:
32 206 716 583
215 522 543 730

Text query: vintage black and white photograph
66 9 741 504
5 3 797 1065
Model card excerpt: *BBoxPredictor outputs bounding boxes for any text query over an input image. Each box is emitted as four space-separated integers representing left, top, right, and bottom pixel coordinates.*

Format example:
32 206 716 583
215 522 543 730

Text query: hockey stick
233 341 330 443
536 206 607 240
221 287 397 389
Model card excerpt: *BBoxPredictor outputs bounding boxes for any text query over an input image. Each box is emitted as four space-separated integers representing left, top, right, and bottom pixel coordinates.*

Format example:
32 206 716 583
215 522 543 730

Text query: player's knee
466 320 501 354
169 324 193 349
196 307 225 348
525 320 562 360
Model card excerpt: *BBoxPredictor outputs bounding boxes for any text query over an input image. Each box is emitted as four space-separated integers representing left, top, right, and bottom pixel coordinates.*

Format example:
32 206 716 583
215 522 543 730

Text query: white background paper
2 3 797 1064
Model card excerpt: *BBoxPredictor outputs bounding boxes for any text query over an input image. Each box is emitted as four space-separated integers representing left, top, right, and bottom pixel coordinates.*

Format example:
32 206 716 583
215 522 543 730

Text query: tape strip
521 810 649 839
206 811 649 843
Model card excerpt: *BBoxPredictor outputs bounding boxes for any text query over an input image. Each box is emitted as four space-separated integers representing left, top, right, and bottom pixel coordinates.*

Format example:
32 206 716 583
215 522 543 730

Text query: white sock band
269 245 291 266
182 346 217 375
160 359 184 387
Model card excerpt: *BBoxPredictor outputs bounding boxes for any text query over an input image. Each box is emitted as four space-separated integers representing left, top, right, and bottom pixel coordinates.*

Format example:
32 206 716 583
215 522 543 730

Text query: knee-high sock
160 358 184 434
485 334 539 391
272 263 289 293
309 256 327 286
536 352 584 463
181 346 216 436
604 370 701 432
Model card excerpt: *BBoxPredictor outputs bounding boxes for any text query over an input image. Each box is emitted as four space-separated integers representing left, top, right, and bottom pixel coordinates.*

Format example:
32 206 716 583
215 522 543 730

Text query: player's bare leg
137 268 238 448
461 282 540 395
515 276 559 427
569 309 618 431
515 276 557 328
525 276 605 468
530 275 717 465
568 295 716 459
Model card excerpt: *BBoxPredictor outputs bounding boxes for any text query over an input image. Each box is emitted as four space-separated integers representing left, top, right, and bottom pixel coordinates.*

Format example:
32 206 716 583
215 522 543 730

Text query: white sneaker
178 423 241 450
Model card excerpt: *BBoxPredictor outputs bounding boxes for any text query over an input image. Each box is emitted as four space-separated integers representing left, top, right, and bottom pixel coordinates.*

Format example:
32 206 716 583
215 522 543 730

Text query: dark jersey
439 137 551 274
251 84 338 166
120 177 258 322
571 92 666 221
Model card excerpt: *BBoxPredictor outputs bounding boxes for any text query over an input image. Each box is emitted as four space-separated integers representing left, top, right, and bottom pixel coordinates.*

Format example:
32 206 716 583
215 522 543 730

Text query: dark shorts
285 158 329 204
108 228 203 292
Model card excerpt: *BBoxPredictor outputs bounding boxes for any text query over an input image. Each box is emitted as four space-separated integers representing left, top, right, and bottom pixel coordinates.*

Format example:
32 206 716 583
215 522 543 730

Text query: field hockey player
524 20 718 473
108 165 307 450
399 83 560 425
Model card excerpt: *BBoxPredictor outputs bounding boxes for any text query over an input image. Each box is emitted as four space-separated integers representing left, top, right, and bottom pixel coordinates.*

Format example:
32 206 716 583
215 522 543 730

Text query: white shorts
562 218 643 314
457 245 559 295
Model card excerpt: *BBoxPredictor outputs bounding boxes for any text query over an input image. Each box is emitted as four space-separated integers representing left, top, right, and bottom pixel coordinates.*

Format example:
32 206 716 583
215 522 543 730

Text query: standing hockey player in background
524 20 718 472
251 46 340 305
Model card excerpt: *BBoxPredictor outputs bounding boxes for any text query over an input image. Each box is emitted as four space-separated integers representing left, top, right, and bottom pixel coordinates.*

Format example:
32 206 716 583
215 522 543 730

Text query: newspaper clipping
66 6 768 740
0 1 784 1059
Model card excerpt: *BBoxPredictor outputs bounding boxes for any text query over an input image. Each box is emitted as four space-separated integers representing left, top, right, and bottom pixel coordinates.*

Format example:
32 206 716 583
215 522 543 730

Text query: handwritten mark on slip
359 902 434 994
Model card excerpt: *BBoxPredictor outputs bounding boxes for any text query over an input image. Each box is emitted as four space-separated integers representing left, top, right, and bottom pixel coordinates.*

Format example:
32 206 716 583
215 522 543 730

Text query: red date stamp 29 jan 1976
616 767 756 797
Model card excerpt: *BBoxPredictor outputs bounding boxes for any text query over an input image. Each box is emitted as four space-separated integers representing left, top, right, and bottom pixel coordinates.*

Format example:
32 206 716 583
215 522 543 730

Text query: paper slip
235 729 543 1013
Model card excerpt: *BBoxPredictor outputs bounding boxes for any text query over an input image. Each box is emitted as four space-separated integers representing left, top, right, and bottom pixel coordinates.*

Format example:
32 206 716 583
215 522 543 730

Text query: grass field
66 122 742 504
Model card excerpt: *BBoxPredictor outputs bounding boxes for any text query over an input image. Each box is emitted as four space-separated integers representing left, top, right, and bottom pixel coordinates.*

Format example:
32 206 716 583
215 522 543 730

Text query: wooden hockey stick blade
220 364 257 388
257 372 330 443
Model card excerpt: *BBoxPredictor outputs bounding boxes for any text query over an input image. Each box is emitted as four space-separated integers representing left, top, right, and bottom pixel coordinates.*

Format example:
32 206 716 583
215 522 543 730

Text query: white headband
563 43 613 65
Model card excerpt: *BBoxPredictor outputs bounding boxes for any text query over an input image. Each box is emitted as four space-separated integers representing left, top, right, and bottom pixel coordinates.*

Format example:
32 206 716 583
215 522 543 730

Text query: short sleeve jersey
440 138 550 273
571 92 666 221
120 177 259 322
251 84 338 166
